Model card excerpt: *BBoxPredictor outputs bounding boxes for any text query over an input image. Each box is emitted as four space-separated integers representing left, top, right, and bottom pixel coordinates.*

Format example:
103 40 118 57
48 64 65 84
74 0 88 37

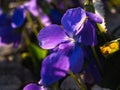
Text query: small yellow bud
100 41 119 56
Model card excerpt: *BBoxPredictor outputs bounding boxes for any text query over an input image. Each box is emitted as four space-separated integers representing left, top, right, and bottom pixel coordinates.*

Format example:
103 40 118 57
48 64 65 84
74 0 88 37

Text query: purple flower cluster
0 0 38 47
0 8 21 47
24 7 102 90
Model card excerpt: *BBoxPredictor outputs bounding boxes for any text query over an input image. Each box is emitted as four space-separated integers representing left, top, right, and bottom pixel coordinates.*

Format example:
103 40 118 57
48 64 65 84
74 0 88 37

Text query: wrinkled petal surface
24 0 39 17
41 52 69 85
69 44 84 73
38 24 68 49
78 20 97 46
86 12 102 23
23 83 43 90
61 7 86 37
11 7 26 28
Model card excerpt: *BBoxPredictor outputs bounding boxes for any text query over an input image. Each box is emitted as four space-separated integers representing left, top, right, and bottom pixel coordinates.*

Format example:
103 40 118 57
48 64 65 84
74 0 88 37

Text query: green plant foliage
28 43 48 61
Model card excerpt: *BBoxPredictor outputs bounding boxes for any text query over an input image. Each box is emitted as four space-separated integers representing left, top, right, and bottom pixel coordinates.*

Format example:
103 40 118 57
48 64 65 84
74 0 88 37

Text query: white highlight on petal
11 23 17 28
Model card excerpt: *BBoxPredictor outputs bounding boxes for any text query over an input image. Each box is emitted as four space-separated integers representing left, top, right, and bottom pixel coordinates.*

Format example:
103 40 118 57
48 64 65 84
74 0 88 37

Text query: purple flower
24 7 102 89
11 7 26 28
37 24 84 86
11 0 39 28
39 9 51 26
0 26 21 47
61 7 102 46
37 7 102 86
0 10 21 47
83 47 102 84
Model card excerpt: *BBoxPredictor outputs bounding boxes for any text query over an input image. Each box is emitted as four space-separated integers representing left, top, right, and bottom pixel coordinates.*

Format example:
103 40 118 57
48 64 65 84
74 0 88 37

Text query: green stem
68 70 86 90
91 46 103 75
111 38 120 42
26 13 38 36
37 15 44 28
23 29 39 73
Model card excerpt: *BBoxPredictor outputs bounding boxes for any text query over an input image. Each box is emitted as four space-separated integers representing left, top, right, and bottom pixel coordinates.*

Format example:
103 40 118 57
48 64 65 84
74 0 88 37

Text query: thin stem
26 13 38 36
91 46 103 75
37 15 44 28
68 70 86 90
23 29 39 73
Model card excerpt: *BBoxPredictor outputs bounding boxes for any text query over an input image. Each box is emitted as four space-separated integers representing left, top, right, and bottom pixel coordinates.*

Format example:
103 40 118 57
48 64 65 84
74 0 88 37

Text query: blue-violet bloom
0 9 21 47
11 0 39 28
24 7 102 90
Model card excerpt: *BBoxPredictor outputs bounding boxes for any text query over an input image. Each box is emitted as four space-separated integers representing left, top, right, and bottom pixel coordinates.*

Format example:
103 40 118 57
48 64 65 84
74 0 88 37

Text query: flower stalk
68 70 86 90
26 13 38 36
91 46 103 75
23 28 39 74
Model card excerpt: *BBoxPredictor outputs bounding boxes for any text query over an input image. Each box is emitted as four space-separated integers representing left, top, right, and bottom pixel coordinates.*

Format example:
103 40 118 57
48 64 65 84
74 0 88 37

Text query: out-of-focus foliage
28 43 47 60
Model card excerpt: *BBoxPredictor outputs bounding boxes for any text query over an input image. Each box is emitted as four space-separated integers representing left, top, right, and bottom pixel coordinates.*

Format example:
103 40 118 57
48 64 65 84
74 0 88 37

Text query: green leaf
28 43 47 61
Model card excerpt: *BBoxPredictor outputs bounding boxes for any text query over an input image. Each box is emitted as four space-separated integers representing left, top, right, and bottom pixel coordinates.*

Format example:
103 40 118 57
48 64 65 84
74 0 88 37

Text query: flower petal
86 63 102 84
0 14 11 27
23 83 42 90
61 7 86 37
69 44 84 73
83 47 102 84
0 27 14 44
78 20 97 46
86 12 102 23
11 7 26 28
0 26 21 46
24 0 39 17
37 24 68 49
39 9 51 26
41 52 69 85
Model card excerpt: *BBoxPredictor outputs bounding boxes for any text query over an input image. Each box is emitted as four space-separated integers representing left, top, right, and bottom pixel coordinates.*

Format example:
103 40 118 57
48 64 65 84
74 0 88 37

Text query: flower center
69 37 75 43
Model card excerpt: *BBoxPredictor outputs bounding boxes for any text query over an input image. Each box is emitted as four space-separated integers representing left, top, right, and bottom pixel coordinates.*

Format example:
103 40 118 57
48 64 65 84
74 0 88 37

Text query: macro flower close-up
0 0 120 90
24 6 103 90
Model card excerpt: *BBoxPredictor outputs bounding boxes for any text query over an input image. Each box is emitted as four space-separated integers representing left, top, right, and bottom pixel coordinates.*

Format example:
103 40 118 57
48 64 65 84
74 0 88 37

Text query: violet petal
69 44 84 73
61 7 86 37
0 26 20 46
86 12 102 23
78 20 97 46
0 27 14 44
23 83 42 90
41 52 69 85
86 63 102 84
37 24 68 49
24 0 39 17
0 14 11 27
11 7 26 28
